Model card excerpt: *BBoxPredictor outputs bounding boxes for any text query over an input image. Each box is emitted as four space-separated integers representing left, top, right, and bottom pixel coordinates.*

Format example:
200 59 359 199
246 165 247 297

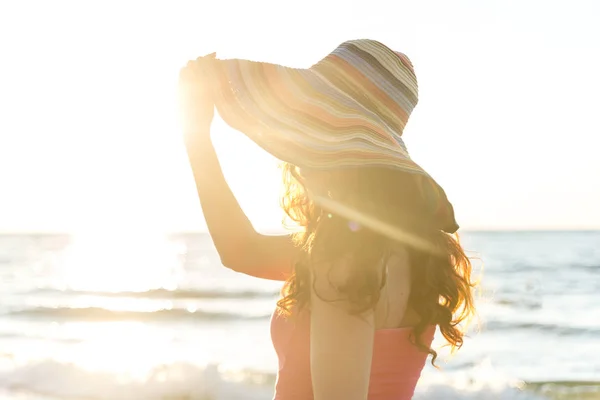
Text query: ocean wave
8 307 270 322
495 298 543 310
0 331 81 344
29 287 279 300
573 264 600 271
525 380 600 399
0 360 273 400
484 320 600 336
1 358 588 400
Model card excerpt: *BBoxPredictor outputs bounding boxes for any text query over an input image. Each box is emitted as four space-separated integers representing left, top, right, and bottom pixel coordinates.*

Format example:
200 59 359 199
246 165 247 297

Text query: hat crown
310 39 419 137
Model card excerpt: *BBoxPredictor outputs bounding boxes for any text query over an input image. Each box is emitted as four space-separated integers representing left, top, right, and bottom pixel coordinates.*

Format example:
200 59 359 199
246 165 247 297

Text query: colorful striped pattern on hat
207 39 425 173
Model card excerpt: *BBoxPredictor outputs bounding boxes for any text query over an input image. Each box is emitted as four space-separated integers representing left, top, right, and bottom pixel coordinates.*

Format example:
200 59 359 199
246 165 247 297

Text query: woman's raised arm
186 134 297 281
179 56 298 281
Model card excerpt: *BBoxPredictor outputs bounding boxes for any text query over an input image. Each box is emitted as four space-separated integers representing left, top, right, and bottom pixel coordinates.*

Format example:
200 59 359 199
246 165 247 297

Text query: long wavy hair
276 163 476 366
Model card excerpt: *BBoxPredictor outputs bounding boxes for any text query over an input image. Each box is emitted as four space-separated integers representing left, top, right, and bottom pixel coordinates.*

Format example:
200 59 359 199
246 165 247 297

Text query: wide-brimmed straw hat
202 39 459 234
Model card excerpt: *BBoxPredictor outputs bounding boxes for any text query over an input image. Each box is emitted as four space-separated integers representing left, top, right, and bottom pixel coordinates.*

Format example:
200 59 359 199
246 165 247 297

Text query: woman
179 40 476 400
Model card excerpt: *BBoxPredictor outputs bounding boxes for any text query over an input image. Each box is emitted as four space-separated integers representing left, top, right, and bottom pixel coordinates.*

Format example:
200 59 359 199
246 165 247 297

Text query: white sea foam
0 358 552 400
414 358 546 400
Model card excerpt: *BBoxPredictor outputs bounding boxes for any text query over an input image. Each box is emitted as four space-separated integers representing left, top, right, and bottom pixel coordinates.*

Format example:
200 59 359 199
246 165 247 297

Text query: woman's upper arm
220 233 299 281
309 261 376 400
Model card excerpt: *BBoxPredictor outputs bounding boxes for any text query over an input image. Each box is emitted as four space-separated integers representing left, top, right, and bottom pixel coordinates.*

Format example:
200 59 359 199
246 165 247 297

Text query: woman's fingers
178 53 217 110
181 52 216 80
179 61 195 82
196 52 216 62
180 61 208 83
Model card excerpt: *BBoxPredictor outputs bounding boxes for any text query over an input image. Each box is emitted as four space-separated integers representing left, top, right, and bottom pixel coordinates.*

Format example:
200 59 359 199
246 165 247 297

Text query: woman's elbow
219 252 247 272
218 246 263 275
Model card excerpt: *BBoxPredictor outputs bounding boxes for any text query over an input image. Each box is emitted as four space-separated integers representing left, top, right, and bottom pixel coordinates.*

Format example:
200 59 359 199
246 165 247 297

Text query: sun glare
60 230 183 294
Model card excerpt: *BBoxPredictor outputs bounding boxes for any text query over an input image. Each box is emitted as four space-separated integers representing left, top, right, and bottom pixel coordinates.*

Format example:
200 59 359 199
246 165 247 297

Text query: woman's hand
178 53 216 147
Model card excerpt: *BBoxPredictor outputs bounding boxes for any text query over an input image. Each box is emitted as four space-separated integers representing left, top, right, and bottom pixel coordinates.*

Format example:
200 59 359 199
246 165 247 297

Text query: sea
0 230 599 400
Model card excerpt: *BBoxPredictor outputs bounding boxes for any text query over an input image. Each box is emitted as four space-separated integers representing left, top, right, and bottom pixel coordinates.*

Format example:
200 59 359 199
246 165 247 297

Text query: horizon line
0 228 599 236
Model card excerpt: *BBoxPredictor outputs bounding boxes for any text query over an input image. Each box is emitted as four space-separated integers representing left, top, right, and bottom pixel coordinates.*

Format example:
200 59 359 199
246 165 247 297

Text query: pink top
270 310 434 400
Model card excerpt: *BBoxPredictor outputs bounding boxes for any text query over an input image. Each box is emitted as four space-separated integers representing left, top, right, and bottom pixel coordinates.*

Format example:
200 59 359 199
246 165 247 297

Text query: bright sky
0 0 599 234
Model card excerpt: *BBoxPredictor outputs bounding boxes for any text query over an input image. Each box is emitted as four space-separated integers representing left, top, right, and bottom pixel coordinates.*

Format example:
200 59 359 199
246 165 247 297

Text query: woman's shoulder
385 244 411 272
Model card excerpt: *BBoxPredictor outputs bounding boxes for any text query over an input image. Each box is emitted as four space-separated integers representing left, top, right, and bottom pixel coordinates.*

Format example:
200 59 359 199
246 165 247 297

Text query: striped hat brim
208 58 422 171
